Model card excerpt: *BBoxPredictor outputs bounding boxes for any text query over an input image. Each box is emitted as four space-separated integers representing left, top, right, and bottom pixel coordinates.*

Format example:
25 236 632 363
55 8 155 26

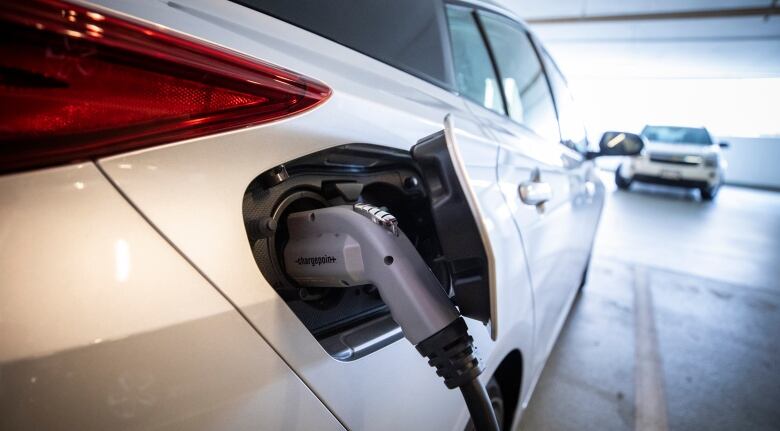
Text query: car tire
701 185 719 201
464 376 505 431
615 166 632 190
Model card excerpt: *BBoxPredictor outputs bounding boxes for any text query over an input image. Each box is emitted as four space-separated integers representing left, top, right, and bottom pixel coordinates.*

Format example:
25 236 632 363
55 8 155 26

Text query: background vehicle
0 0 637 430
615 125 728 200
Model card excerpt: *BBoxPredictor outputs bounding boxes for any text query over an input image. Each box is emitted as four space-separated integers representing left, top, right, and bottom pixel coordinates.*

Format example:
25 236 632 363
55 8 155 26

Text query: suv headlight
704 154 718 168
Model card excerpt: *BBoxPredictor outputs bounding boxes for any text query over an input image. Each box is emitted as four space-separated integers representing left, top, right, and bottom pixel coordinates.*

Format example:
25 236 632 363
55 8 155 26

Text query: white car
615 125 728 200
0 0 639 430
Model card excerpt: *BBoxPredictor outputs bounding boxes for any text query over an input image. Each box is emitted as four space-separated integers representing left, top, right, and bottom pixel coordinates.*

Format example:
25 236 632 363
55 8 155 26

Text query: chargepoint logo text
295 255 337 267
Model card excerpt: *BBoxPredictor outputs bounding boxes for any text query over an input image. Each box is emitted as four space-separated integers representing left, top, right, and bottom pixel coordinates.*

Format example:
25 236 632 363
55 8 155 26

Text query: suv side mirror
719 141 730 149
588 131 644 159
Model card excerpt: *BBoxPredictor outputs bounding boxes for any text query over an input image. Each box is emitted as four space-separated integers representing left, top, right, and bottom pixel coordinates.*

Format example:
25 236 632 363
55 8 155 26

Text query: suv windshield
641 126 713 145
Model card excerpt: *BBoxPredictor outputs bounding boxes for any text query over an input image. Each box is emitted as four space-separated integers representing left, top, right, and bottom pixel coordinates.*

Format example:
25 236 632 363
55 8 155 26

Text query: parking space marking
634 266 669 431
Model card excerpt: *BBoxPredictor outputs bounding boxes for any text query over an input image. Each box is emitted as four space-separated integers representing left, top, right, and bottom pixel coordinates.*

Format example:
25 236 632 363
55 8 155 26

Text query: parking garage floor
518 179 780 431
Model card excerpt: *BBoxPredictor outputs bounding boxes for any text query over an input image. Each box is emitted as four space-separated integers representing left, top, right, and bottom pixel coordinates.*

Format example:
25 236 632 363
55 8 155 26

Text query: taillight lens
0 0 331 173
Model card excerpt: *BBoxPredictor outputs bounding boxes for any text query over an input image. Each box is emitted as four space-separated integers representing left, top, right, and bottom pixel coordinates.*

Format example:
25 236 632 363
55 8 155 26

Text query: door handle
519 181 552 206
518 167 552 206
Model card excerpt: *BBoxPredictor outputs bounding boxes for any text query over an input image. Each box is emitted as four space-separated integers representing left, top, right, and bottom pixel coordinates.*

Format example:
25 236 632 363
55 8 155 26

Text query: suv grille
649 154 700 166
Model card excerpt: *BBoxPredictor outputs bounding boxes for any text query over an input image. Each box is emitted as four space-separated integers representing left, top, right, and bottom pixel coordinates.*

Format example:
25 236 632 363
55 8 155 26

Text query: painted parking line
634 266 669 431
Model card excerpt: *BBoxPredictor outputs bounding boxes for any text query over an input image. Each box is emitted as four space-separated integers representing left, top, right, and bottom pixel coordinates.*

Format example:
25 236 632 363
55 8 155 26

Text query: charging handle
283 204 499 430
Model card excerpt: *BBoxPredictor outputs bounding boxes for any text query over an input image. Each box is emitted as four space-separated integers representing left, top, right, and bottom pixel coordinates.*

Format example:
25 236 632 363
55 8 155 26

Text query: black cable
460 378 500 431
416 317 500 431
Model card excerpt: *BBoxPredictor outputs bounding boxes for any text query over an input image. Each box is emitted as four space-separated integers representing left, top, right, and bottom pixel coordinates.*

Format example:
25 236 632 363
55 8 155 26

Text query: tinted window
234 0 454 88
478 12 559 142
446 5 504 114
540 49 588 152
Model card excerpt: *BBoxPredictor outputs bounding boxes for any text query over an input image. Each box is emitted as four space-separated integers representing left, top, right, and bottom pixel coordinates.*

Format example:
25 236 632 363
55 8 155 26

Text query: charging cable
283 203 500 431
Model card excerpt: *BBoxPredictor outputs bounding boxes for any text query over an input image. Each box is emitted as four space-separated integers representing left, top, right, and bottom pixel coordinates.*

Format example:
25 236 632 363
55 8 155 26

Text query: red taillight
0 0 331 173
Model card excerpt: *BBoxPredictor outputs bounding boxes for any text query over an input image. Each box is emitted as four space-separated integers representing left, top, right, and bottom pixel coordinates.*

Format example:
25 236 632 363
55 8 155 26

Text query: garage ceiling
505 0 780 79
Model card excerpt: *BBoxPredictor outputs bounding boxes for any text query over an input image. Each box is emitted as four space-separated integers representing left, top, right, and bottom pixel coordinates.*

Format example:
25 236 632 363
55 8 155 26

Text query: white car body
0 0 609 430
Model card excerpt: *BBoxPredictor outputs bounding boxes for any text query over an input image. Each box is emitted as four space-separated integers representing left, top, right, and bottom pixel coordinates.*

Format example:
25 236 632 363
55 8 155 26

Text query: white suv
615 125 728 200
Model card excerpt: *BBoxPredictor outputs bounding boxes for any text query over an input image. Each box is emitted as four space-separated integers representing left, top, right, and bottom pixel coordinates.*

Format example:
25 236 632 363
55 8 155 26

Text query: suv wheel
701 185 719 201
615 166 632 190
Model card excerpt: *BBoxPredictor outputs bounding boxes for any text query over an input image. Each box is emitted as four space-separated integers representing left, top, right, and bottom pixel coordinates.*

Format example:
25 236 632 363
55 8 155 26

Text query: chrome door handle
519 181 552 206
518 167 552 206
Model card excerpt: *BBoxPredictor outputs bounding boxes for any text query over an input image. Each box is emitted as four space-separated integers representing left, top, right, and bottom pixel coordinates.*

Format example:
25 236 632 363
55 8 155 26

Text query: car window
445 5 505 114
478 11 560 143
540 49 588 153
234 0 454 89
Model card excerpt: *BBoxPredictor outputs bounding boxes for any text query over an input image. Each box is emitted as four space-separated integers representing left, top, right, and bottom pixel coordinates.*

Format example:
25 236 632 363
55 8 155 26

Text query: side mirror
588 131 644 158
719 141 730 149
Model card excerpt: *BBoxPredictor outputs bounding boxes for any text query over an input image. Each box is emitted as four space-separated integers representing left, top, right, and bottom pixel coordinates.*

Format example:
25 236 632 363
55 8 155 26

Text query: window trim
468 7 562 145
443 3 506 114
471 10 510 115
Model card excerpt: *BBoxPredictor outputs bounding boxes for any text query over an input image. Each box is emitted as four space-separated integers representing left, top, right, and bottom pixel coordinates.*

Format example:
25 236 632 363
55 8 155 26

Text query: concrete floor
517 178 780 431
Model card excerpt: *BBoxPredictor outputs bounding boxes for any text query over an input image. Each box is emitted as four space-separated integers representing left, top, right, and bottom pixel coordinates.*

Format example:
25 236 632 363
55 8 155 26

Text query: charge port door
412 115 505 338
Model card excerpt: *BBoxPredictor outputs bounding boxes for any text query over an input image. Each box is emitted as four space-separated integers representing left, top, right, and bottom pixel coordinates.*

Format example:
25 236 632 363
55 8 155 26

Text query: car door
445 4 598 383
536 42 604 273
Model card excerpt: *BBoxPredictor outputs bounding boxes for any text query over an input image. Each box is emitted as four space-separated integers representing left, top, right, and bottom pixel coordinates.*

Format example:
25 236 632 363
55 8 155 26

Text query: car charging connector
283 203 499 431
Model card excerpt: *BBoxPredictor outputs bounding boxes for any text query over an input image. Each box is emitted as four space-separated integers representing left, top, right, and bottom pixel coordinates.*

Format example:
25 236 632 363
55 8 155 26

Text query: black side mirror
588 131 644 159
719 141 730 149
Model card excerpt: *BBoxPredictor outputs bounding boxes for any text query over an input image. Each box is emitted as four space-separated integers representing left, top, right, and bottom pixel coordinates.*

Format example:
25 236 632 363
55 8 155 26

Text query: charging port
242 144 447 360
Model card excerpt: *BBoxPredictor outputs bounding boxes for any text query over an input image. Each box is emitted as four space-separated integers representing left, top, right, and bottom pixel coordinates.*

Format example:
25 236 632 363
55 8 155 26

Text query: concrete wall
719 137 780 189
